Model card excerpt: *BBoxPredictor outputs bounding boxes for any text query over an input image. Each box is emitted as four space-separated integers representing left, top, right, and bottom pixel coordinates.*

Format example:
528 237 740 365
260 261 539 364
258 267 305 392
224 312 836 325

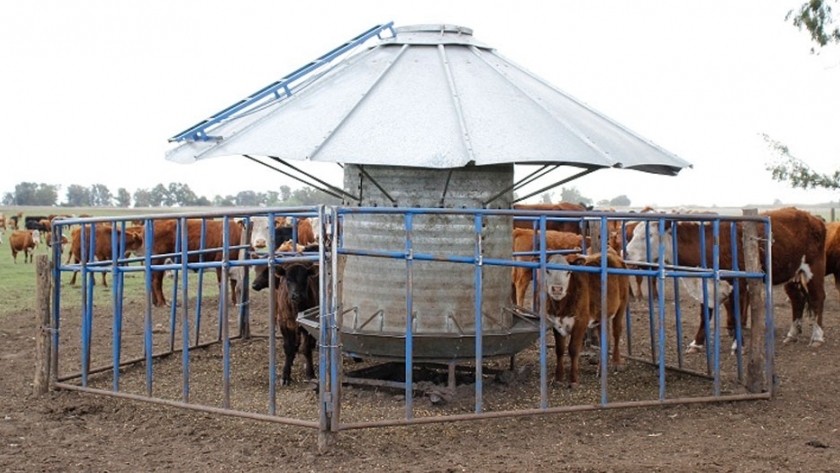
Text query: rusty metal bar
56 337 231 382
54 383 319 428
337 392 771 430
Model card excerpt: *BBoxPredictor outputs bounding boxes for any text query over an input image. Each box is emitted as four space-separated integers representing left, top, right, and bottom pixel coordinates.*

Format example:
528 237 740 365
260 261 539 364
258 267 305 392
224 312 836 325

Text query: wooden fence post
33 255 52 395
742 209 767 393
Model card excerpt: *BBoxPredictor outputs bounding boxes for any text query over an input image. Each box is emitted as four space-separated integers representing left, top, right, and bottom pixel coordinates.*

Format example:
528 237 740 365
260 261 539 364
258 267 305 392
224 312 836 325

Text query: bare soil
2 275 840 472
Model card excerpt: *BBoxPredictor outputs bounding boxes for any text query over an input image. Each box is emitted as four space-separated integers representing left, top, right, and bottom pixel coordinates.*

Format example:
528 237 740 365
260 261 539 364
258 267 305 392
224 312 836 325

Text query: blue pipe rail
169 23 396 143
50 206 774 437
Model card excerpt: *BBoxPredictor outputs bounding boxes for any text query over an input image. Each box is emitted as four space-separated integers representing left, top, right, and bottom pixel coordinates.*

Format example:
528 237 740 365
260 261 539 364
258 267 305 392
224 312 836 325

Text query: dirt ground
2 274 840 472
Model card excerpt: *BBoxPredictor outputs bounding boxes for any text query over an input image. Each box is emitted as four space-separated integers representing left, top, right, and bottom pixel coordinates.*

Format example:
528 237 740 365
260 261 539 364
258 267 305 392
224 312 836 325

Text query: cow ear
309 264 320 277
275 266 287 278
571 255 587 266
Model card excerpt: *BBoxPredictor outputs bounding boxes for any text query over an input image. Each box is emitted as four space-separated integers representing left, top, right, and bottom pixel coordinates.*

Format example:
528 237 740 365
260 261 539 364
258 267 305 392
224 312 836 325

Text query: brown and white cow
544 252 630 388
67 224 144 286
244 216 316 251
511 228 584 307
10 230 41 263
826 221 840 306
625 207 826 349
146 219 243 307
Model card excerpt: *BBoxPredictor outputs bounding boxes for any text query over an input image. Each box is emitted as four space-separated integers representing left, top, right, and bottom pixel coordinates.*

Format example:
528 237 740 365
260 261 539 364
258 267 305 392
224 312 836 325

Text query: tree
609 195 631 206
540 192 553 204
90 183 113 206
559 186 592 207
8 182 59 206
168 182 198 207
279 185 291 202
787 0 840 52
133 188 152 207
763 134 840 190
150 184 169 207
116 188 132 208
66 184 93 207
235 190 260 206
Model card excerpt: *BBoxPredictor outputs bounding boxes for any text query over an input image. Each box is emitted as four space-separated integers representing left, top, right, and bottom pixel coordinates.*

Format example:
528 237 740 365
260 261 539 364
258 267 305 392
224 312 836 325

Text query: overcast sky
2 1 838 208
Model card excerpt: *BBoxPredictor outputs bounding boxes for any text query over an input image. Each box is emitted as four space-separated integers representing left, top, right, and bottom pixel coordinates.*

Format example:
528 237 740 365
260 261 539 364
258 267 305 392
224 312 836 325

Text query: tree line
1 182 341 208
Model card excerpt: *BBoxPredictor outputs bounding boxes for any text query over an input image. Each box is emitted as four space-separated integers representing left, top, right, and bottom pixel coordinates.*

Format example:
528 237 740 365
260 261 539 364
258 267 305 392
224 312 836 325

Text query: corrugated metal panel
166 24 691 176
337 164 533 360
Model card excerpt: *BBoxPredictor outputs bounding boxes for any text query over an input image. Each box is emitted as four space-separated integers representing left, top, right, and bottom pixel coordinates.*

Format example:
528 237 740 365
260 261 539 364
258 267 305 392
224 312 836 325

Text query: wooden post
742 209 766 393
238 220 251 339
587 220 601 253
33 255 52 395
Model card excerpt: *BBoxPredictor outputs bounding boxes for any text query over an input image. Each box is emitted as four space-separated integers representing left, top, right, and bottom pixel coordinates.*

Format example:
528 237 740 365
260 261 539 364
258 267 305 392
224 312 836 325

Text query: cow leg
688 305 712 353
567 321 587 389
151 270 167 307
805 274 826 347
101 273 108 288
783 281 807 344
300 329 316 381
514 270 530 307
552 328 566 383
610 311 624 370
279 325 298 385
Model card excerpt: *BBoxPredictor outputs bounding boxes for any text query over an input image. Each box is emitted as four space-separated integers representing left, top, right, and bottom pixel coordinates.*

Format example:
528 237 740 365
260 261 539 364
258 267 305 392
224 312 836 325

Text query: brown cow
0 213 5 231
511 228 584 307
512 202 586 234
67 225 144 286
8 212 22 230
10 230 41 263
148 219 243 307
625 207 827 349
544 252 630 387
826 221 840 306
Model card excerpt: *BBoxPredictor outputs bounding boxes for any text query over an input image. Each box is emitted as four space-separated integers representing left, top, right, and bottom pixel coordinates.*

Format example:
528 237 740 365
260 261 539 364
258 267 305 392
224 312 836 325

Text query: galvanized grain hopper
166 22 691 361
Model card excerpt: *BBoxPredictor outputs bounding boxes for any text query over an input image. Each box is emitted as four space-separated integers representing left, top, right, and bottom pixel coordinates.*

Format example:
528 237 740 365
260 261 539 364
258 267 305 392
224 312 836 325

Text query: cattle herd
2 206 839 391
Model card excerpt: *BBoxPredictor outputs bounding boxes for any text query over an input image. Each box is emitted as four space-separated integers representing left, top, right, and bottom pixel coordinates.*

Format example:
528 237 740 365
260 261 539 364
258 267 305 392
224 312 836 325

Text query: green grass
0 204 226 319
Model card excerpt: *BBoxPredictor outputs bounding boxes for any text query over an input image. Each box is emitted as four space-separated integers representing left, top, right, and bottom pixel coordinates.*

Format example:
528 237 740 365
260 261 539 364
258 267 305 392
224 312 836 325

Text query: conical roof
166 24 691 176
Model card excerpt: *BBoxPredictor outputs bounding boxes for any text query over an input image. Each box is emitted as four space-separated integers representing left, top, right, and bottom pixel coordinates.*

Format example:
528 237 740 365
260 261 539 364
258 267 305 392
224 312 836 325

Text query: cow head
30 229 42 245
544 253 585 301
276 262 319 303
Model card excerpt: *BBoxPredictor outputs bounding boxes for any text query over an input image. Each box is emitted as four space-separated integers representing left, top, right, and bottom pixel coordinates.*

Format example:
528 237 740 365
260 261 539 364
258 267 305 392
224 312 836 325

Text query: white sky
2 1 838 208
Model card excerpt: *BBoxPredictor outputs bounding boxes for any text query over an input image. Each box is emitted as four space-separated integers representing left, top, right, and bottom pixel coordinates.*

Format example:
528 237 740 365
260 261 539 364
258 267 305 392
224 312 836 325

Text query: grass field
0 205 224 319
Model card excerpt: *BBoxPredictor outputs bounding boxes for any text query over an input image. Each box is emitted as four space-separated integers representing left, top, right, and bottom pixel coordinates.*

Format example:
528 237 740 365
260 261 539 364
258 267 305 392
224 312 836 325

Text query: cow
9 230 41 263
47 233 69 251
251 243 320 291
0 213 5 231
244 216 316 251
24 216 49 234
8 212 22 230
147 219 243 307
251 252 320 385
512 202 586 234
625 207 826 350
614 220 660 302
67 224 144 286
544 251 630 388
511 228 584 307
826 221 840 306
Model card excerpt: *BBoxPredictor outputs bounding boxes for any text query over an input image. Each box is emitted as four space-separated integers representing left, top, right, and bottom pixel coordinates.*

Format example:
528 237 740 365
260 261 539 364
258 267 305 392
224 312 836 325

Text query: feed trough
166 22 691 362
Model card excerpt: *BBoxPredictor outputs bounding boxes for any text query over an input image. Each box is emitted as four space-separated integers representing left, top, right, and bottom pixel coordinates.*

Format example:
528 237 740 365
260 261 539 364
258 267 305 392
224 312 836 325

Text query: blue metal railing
169 23 396 143
49 206 774 437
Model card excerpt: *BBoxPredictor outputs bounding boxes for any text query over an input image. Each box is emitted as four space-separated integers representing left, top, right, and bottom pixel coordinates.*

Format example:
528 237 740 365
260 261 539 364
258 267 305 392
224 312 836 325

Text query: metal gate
45 206 775 445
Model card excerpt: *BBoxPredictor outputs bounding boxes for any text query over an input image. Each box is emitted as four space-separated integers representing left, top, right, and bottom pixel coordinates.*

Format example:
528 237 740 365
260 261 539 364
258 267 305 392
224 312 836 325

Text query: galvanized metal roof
166 24 692 176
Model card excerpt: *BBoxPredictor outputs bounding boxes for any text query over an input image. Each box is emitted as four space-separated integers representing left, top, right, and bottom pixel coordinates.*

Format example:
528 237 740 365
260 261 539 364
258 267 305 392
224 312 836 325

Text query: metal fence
43 206 775 446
